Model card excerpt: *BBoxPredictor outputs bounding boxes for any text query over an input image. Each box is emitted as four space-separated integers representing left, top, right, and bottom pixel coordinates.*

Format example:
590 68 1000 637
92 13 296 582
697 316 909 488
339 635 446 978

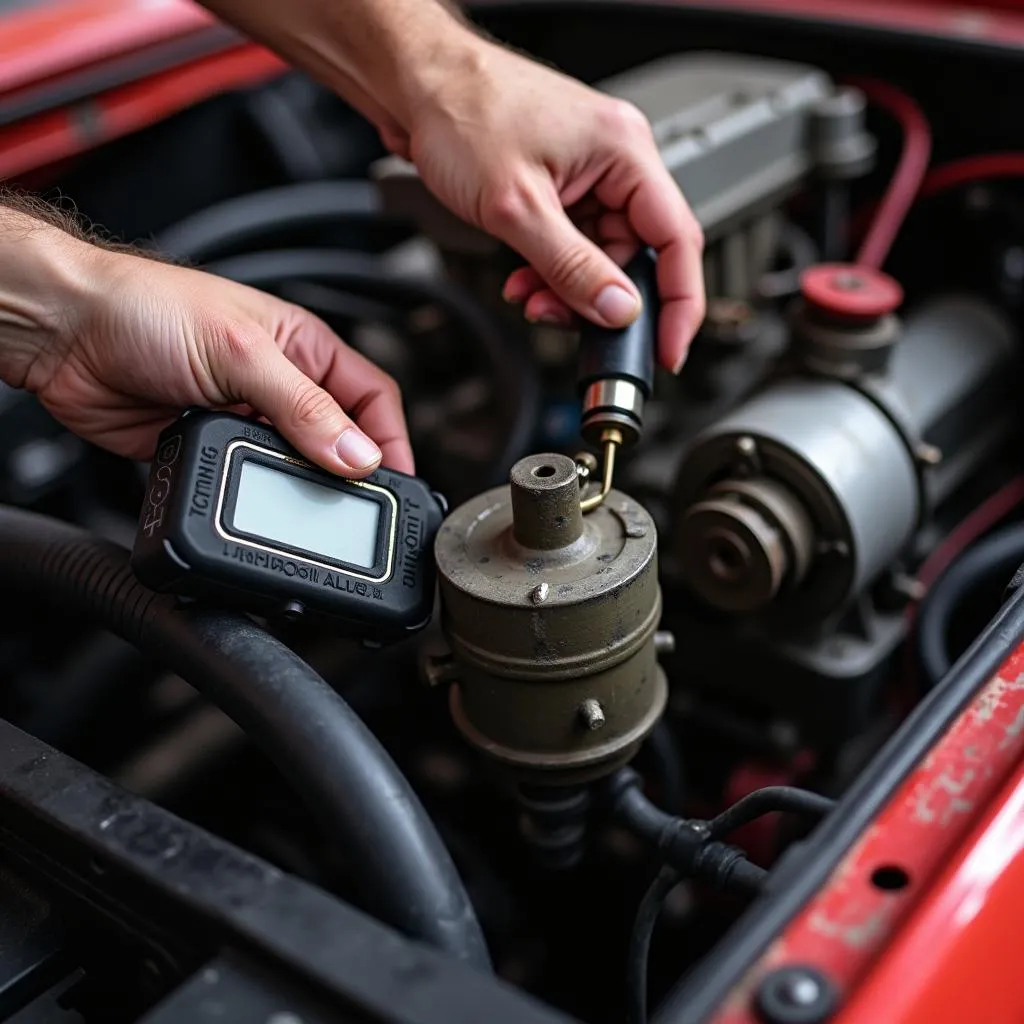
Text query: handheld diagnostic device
132 409 445 642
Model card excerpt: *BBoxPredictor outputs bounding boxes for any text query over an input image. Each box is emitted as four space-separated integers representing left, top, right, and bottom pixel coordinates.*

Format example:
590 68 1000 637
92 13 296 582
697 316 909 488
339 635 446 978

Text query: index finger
598 146 706 372
280 312 415 475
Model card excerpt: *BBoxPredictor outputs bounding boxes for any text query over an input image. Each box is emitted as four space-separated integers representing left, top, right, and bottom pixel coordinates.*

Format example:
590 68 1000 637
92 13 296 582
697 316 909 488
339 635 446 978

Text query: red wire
850 79 932 269
909 475 1024 614
920 153 1024 200
852 153 1024 244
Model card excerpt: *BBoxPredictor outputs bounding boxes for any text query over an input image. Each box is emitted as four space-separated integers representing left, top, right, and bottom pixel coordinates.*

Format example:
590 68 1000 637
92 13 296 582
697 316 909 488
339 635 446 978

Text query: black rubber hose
205 248 539 485
0 505 491 971
918 521 1024 690
705 787 835 842
278 280 407 328
151 181 397 264
606 770 771 894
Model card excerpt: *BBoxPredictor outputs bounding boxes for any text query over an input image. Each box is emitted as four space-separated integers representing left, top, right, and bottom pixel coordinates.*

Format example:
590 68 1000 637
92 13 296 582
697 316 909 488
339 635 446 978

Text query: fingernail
595 284 641 326
503 288 523 304
672 348 690 375
534 311 570 326
336 428 381 470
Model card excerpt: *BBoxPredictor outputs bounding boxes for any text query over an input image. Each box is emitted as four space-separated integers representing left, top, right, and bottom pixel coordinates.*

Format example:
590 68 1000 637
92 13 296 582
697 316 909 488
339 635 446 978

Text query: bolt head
755 966 837 1024
578 698 606 731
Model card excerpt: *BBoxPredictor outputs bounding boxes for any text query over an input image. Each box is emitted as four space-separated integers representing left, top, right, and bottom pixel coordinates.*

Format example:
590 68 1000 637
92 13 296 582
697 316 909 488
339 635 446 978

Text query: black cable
918 521 1024 689
278 280 406 328
0 505 491 971
151 181 395 264
627 865 680 1024
610 772 818 1023
705 787 836 842
205 248 539 484
244 86 328 183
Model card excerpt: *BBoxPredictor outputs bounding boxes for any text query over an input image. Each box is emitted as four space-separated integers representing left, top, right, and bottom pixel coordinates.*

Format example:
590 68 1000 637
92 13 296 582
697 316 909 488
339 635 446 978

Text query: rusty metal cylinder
434 453 669 785
509 454 584 550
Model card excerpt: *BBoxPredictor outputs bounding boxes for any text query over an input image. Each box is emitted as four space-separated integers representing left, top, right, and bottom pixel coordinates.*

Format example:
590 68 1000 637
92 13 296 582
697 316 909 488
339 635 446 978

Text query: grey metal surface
600 52 832 239
885 296 1015 442
675 379 919 620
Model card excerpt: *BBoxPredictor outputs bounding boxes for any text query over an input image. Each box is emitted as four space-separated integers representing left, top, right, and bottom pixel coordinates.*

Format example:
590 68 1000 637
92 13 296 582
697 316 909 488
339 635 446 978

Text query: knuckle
217 323 258 366
482 180 535 234
546 245 595 291
290 383 338 429
602 99 654 142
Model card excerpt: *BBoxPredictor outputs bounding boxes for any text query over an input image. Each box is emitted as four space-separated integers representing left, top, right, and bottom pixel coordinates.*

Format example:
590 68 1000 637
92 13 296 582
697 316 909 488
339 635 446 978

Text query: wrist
376 15 491 131
0 211 104 391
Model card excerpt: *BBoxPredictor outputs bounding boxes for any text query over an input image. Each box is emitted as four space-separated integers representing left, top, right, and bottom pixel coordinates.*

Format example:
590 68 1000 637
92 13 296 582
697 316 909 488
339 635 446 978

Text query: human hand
403 38 706 373
0 216 412 477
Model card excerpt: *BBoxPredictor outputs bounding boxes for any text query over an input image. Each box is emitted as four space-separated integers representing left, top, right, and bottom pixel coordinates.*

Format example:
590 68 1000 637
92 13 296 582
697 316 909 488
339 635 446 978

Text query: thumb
493 189 642 328
234 342 382 478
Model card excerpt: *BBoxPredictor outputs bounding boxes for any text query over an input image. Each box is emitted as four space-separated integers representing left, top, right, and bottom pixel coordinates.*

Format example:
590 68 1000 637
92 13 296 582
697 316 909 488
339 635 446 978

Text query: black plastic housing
131 409 444 642
576 248 658 398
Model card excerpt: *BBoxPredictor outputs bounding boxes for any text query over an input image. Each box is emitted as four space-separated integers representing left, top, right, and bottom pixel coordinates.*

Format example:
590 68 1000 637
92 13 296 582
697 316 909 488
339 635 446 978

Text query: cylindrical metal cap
510 453 584 551
810 87 876 179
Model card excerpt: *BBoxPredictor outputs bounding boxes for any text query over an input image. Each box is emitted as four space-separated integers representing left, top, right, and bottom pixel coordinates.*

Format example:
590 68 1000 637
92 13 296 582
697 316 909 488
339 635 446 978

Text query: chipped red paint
835 757 1024 1024
708 642 1024 1023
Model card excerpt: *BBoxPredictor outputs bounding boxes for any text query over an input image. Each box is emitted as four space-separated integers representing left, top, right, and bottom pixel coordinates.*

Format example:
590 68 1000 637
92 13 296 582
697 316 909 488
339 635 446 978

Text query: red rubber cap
799 263 903 320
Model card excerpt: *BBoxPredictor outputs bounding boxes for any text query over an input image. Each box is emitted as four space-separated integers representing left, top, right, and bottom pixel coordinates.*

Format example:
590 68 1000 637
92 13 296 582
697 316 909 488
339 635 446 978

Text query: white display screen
231 460 382 569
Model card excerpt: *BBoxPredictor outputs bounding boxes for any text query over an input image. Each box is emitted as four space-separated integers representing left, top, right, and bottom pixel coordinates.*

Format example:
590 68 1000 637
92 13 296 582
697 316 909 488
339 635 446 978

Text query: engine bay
5 4 1024 1023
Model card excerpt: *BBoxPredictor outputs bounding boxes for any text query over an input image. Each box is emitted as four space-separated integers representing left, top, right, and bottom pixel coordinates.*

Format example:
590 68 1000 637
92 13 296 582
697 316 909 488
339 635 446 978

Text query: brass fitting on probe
575 250 658 514
577 427 623 513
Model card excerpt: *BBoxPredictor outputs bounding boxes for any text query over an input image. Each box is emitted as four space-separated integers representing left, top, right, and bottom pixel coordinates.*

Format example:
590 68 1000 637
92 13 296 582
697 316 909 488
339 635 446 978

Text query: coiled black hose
917 520 1024 690
205 248 539 485
0 505 491 971
151 181 396 264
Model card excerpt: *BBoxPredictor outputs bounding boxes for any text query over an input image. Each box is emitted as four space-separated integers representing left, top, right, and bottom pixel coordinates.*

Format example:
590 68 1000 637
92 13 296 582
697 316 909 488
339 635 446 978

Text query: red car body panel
4 0 1024 1020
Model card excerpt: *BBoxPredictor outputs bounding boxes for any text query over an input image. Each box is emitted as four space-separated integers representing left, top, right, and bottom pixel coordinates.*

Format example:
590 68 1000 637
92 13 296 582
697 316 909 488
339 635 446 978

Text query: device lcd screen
231 459 382 569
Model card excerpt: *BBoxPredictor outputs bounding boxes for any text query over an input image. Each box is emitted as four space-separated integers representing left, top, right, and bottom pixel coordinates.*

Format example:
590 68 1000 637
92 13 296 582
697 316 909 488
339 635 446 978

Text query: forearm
0 204 98 391
198 0 485 138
